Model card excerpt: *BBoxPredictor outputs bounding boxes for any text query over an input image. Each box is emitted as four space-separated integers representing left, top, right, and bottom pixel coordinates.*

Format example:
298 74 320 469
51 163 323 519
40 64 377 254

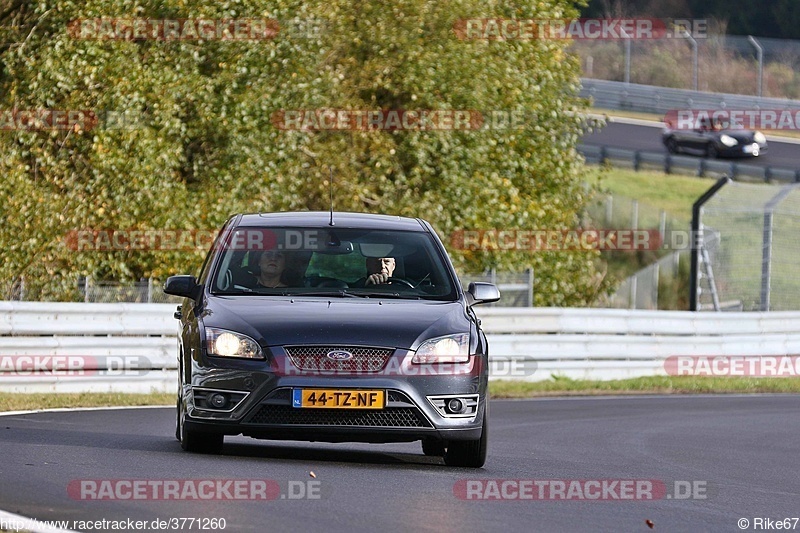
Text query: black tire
665 137 678 154
421 438 446 457
706 143 718 158
178 398 224 454
443 410 488 468
175 397 181 442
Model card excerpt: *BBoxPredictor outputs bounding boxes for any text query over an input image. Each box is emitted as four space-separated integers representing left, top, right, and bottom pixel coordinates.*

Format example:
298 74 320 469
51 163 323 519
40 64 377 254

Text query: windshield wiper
286 290 360 298
351 291 421 299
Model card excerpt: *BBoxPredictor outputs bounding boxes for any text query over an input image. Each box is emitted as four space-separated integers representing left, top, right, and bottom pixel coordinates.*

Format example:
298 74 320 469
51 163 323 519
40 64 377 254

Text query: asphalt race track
1 396 798 532
582 119 800 171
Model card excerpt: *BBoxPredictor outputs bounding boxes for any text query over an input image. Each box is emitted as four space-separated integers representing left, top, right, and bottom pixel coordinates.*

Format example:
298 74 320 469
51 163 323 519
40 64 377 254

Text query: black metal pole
690 177 731 311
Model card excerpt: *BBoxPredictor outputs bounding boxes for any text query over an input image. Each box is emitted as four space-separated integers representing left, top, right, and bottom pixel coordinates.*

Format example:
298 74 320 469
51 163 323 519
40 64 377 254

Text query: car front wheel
706 143 718 158
443 410 488 468
178 397 224 454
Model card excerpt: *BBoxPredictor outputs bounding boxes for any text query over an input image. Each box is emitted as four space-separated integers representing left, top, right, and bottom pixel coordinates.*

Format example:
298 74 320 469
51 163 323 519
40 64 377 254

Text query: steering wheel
386 277 415 288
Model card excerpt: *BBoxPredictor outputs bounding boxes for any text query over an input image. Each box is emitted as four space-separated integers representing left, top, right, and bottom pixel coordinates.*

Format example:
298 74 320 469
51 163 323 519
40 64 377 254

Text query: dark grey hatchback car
164 212 499 467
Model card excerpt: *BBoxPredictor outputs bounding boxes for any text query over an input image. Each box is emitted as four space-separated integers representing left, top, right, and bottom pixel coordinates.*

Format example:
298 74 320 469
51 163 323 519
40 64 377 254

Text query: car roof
234 211 428 231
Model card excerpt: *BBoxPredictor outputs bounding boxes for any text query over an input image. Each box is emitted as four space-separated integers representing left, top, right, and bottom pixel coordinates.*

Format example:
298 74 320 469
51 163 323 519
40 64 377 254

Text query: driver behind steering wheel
364 257 396 286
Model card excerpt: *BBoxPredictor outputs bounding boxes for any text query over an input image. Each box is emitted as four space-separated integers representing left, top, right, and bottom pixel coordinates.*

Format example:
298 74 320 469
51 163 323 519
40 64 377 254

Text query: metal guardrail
8 273 535 306
2 303 799 391
580 78 800 116
580 144 800 183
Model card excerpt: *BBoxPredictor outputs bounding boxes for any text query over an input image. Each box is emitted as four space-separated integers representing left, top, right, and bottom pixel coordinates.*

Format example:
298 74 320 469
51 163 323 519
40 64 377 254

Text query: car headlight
719 134 738 147
205 328 263 359
754 131 766 144
412 333 470 364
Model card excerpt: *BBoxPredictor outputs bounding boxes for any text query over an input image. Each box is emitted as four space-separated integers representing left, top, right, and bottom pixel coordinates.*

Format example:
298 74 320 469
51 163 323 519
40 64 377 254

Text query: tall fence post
747 36 763 97
681 31 698 91
760 185 796 311
624 35 631 84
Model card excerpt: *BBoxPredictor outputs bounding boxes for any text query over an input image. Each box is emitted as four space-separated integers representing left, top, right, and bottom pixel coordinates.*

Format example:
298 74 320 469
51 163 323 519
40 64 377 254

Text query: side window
197 226 229 284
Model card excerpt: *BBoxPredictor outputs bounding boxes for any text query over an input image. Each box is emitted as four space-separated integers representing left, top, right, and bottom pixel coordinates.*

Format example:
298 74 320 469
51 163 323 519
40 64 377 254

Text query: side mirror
467 282 500 306
164 275 202 301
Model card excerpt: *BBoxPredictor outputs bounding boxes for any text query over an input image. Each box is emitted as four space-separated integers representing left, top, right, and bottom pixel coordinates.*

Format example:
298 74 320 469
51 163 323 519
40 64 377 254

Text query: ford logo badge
326 350 353 361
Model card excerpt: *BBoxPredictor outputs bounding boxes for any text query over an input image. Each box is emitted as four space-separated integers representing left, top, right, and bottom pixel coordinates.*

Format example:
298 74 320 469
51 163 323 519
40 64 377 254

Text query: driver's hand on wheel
366 273 391 286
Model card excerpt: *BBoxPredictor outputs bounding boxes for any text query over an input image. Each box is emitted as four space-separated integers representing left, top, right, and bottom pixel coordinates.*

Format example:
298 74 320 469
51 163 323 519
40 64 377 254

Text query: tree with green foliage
0 0 607 305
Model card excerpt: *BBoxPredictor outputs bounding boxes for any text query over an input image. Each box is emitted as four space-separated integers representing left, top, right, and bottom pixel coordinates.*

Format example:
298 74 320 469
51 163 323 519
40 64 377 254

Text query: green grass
0 392 174 412
586 166 715 225
591 108 664 123
0 380 798 413
490 376 800 397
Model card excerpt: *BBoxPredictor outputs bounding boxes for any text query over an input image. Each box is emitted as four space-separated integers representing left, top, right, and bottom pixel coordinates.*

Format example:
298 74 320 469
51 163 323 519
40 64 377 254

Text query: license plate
292 389 385 409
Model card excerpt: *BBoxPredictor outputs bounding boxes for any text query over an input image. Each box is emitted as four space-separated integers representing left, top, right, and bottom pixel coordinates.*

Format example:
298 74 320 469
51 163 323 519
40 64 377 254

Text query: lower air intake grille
246 405 431 428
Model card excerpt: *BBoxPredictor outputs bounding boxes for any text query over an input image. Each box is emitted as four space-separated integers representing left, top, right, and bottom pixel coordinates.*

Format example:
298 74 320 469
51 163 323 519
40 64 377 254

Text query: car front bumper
718 141 767 157
181 354 487 444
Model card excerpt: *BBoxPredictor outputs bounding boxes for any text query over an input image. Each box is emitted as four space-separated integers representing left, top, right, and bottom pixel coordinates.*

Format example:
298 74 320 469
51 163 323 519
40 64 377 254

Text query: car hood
200 296 471 350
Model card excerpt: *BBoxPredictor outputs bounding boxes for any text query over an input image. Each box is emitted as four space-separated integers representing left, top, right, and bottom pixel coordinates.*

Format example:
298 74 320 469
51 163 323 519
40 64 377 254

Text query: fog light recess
192 387 249 412
427 394 479 418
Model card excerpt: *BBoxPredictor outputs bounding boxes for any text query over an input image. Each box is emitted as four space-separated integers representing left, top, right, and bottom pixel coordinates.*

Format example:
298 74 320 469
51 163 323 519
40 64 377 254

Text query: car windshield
209 226 458 300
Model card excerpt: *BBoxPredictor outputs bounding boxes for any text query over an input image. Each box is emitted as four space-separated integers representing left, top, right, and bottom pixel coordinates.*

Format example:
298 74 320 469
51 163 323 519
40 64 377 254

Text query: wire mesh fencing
600 251 687 309
696 180 800 311
573 34 800 98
